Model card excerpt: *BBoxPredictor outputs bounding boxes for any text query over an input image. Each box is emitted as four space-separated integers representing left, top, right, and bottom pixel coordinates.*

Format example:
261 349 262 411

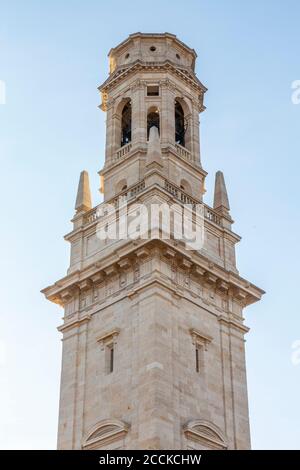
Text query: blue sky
0 0 299 449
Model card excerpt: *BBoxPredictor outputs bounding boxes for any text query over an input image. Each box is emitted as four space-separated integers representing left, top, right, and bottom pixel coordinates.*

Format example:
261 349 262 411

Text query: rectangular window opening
106 343 114 374
147 85 159 96
110 345 114 373
195 347 200 373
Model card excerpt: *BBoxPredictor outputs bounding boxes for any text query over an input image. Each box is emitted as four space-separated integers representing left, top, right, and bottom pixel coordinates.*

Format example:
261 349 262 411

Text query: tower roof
108 32 197 60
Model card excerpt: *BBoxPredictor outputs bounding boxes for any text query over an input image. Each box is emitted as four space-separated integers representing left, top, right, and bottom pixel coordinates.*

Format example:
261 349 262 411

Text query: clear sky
0 0 299 450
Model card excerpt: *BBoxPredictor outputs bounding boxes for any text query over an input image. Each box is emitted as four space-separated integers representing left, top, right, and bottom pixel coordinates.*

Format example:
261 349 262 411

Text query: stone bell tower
42 33 264 450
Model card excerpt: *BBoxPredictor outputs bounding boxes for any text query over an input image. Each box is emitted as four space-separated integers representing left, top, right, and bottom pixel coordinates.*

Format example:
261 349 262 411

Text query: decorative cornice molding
218 314 250 334
97 329 120 348
98 60 207 96
57 313 91 334
42 237 264 311
189 328 212 350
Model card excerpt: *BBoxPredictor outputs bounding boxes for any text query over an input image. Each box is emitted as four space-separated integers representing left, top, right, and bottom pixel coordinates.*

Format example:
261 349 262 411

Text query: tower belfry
42 33 264 450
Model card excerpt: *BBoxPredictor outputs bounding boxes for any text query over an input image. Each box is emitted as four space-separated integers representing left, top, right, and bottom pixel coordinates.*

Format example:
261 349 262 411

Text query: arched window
121 101 132 147
147 106 160 139
175 100 186 147
183 420 228 450
82 419 130 450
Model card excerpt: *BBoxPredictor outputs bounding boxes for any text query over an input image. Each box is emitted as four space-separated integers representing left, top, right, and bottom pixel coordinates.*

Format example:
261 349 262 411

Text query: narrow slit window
190 329 211 376
195 347 200 373
110 346 114 373
195 344 204 373
106 343 114 374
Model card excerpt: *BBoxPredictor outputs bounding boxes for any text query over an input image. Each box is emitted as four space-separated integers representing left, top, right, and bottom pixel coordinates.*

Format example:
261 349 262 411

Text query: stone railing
164 180 221 226
111 142 193 166
175 143 193 162
164 181 198 207
128 181 146 198
204 207 221 226
84 180 146 225
84 178 221 227
112 142 132 164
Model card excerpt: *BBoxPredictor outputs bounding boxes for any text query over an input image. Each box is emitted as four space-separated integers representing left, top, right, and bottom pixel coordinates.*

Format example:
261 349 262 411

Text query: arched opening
147 106 160 140
121 101 132 147
175 100 186 147
116 178 127 194
180 179 192 195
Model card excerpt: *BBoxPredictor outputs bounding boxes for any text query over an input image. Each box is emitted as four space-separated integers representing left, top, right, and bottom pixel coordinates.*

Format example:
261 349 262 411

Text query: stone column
57 332 78 449
72 319 90 449
57 313 90 449
160 79 176 148
185 112 193 156
229 327 251 449
218 318 237 449
104 102 116 164
191 101 201 165
131 79 146 147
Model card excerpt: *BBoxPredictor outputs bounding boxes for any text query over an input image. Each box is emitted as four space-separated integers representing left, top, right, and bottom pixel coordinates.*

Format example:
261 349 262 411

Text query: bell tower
42 33 264 450
99 32 207 202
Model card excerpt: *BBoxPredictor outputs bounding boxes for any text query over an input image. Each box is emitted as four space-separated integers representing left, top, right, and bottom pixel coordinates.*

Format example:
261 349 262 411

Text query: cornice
100 144 207 178
96 328 120 347
190 328 213 349
218 314 250 335
98 60 207 97
57 313 91 333
42 237 264 310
